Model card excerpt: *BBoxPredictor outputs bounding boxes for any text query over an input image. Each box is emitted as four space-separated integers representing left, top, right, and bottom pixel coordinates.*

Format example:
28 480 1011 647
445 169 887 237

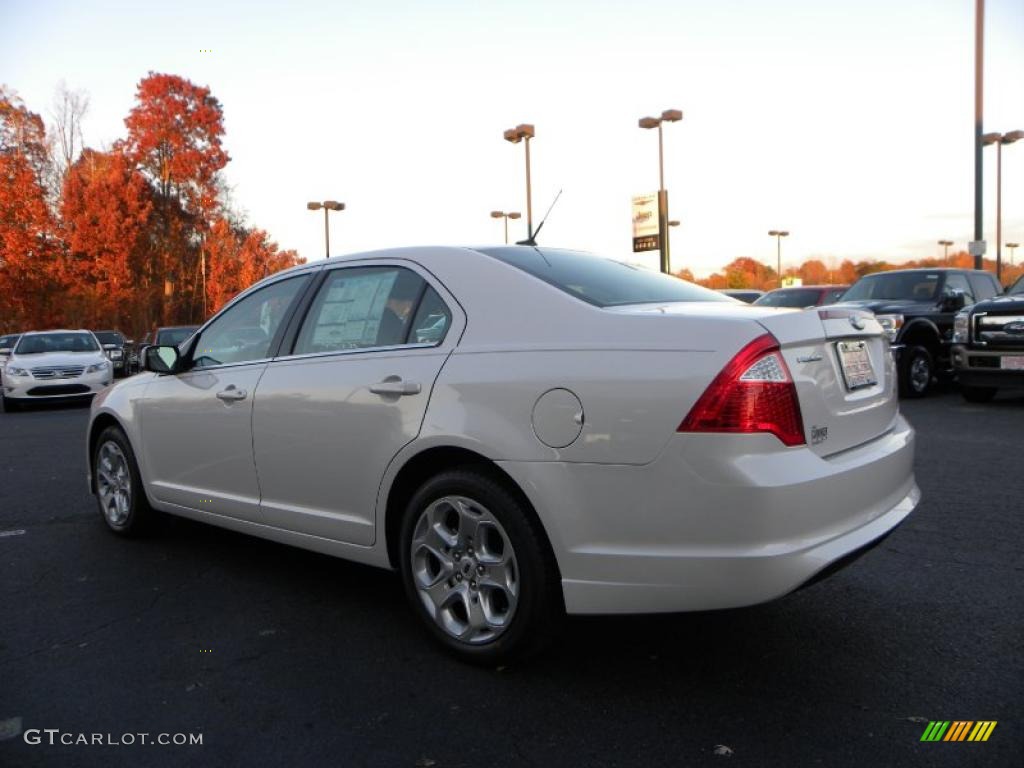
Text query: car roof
21 329 94 336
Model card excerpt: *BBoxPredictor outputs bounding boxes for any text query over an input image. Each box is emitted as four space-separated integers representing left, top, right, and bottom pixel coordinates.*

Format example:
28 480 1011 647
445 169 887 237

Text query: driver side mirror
941 290 966 311
144 345 180 374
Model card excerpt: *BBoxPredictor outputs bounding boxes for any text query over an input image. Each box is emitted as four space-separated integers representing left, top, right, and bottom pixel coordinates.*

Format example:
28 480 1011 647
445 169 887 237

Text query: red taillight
678 333 805 446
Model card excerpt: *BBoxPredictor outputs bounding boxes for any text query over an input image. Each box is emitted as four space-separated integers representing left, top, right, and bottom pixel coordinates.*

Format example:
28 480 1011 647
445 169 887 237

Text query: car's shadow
148 511 891 702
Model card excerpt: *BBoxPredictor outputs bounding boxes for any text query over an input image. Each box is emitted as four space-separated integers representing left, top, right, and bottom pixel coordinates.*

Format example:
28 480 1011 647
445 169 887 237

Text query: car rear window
476 246 731 307
754 288 823 308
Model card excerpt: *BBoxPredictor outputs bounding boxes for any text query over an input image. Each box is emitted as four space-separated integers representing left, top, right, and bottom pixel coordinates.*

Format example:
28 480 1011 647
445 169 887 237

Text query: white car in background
86 246 919 662
2 330 113 411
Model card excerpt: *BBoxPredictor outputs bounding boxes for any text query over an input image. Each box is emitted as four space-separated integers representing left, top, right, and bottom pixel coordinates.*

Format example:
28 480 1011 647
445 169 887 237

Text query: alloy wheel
409 495 519 645
96 440 132 526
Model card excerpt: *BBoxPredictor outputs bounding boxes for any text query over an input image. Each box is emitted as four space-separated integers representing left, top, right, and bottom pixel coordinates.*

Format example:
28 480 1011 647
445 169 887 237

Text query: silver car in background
86 246 918 662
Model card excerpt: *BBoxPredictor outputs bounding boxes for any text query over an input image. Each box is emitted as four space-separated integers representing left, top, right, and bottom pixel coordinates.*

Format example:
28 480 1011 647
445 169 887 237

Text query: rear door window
967 273 999 301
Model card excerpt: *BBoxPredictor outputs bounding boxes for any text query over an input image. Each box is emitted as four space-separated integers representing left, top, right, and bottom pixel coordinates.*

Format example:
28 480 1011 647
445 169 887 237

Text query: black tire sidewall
398 468 561 664
961 385 997 403
899 345 933 398
93 425 151 536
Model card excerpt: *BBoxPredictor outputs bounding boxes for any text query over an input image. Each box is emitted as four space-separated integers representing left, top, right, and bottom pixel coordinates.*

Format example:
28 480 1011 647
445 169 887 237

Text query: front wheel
399 468 563 664
898 345 933 398
93 426 154 536
960 384 997 403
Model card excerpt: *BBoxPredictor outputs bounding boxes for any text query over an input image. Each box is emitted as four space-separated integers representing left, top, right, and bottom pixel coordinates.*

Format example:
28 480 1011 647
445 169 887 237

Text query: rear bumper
499 414 918 614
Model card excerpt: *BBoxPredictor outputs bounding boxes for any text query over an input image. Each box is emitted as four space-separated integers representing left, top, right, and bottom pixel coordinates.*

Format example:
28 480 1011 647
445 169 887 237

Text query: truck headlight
86 361 111 374
875 314 904 342
953 311 970 344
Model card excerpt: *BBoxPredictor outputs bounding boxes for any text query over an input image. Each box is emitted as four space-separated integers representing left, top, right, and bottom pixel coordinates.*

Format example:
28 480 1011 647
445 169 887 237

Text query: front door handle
216 386 248 402
369 377 422 397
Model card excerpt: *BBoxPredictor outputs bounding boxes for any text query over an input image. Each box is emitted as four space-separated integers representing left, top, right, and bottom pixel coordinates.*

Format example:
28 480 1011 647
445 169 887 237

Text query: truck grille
974 314 1024 348
30 365 85 379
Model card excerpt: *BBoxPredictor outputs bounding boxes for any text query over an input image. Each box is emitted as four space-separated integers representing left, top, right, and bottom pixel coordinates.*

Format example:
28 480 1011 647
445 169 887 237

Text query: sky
2 0 1023 276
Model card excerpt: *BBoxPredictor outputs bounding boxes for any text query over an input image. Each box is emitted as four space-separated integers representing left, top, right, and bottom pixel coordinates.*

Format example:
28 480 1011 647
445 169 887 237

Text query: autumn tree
61 148 153 330
205 217 303 316
0 87 64 331
122 73 229 325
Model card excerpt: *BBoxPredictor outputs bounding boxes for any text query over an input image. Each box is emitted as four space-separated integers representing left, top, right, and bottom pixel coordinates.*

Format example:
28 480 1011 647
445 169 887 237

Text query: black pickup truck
951 274 1024 401
835 268 1004 397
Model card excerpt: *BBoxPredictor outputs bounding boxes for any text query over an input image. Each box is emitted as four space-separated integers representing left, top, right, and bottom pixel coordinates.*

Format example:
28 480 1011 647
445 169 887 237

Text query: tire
898 345 933 398
93 425 155 536
960 385 997 403
399 468 563 665
1 394 23 412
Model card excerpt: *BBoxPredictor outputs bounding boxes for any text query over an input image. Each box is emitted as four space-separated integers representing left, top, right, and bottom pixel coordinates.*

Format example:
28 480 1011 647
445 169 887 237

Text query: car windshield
156 327 198 346
478 246 732 307
1009 276 1024 296
14 332 100 354
754 288 823 308
93 331 124 345
842 273 941 302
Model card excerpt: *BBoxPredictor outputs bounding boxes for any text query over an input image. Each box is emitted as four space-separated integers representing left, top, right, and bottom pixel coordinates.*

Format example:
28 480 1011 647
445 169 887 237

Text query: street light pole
490 210 521 244
306 200 345 259
973 0 985 270
938 239 953 264
503 124 535 241
768 230 790 286
982 130 1023 280
1006 242 1019 267
639 109 683 274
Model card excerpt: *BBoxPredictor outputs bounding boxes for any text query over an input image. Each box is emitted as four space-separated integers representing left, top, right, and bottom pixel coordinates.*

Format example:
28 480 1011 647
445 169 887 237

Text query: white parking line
0 529 26 538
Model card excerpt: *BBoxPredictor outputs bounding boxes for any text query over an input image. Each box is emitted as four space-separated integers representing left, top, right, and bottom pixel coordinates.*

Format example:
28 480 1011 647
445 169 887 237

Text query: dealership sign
632 193 659 252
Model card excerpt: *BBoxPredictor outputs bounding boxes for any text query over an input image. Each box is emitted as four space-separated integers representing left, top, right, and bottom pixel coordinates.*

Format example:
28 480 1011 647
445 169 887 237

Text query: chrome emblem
1005 321 1024 334
811 425 829 445
849 315 866 330
796 354 823 363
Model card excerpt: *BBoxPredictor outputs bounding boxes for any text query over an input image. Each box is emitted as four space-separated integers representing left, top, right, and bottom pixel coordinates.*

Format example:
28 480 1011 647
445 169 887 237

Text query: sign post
632 193 660 254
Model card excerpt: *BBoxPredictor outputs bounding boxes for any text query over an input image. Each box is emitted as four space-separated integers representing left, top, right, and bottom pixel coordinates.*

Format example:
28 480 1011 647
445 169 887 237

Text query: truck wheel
898 345 933 398
960 385 997 403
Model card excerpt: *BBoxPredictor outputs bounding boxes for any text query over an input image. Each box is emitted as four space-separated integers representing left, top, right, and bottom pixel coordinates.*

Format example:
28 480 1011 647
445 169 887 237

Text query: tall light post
982 130 1024 280
638 109 683 274
938 239 954 264
768 230 790 286
1007 242 1019 267
503 124 535 241
490 210 521 244
973 0 985 269
306 200 345 258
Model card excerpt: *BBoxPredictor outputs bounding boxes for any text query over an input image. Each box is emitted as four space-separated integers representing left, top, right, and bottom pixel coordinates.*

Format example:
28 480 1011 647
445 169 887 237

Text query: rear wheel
960 385 997 403
93 426 154 536
399 468 562 664
898 345 933 398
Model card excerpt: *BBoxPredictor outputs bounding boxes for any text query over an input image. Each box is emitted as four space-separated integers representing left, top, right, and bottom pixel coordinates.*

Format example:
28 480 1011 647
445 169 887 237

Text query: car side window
408 286 452 344
192 275 309 369
293 266 436 355
944 274 974 304
967 273 998 301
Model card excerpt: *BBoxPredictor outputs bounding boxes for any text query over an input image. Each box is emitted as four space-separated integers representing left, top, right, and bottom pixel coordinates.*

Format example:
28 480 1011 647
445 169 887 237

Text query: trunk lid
754 307 899 456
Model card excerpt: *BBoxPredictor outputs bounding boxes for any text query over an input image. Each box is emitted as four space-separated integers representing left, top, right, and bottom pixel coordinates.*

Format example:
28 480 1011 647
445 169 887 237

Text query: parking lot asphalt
0 389 1021 768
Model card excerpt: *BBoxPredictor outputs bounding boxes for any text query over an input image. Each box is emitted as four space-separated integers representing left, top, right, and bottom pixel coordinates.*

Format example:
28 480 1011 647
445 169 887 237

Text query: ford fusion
86 246 919 662
3 330 113 411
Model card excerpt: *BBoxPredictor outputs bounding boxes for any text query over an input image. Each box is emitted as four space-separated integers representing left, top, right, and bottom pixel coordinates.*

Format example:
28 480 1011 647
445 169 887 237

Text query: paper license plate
837 340 877 390
1001 355 1024 370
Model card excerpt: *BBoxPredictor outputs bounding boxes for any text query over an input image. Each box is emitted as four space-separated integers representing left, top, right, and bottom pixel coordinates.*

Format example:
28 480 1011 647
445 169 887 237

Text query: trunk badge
796 354 823 363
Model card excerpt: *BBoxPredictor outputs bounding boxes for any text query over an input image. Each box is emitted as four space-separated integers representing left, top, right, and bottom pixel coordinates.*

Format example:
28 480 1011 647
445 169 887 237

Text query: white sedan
3 330 113 411
86 246 919 662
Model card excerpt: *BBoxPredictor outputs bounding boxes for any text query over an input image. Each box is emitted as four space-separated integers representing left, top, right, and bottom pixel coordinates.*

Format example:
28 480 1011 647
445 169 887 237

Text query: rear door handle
369 377 422 397
216 386 248 402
